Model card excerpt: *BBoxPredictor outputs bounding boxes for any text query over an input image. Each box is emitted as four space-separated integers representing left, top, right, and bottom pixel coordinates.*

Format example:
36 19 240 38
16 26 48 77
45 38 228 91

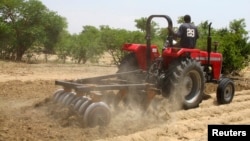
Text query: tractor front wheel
216 77 235 104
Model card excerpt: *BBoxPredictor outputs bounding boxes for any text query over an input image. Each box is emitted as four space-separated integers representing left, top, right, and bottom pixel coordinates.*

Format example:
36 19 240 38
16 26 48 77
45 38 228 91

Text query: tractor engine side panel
194 51 223 80
122 43 160 70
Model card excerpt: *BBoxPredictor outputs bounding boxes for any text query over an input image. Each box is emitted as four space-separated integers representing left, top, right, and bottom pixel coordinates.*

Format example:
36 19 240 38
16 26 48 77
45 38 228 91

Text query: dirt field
0 60 250 141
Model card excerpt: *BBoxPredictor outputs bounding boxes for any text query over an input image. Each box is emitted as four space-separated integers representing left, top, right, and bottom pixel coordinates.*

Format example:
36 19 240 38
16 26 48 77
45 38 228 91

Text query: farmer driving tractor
169 14 199 48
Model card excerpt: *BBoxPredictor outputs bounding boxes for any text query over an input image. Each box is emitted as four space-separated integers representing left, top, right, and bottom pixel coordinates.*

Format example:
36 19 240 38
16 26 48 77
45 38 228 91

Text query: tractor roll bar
146 15 173 70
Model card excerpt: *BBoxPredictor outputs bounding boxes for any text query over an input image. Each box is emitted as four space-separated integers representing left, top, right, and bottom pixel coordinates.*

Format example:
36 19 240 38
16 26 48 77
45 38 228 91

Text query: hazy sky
40 0 249 34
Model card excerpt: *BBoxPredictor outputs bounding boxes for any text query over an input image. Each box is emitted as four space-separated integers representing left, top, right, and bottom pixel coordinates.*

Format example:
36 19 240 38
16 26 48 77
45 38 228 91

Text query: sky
40 0 250 35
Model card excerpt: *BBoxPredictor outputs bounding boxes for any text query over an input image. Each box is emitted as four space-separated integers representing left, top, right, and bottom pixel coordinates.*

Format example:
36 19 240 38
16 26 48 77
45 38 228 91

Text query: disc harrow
51 70 157 128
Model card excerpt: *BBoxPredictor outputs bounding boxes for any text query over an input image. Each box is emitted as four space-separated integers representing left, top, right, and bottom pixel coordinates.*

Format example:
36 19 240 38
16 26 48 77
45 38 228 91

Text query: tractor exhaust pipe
205 22 213 81
207 22 212 67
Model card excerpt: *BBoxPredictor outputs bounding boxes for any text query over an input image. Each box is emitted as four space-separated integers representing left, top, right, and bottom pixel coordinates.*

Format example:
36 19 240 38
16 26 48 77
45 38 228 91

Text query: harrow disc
62 92 76 106
69 96 84 108
73 96 88 112
61 92 71 104
52 89 64 102
78 100 92 116
57 92 69 104
83 102 111 128
64 92 77 106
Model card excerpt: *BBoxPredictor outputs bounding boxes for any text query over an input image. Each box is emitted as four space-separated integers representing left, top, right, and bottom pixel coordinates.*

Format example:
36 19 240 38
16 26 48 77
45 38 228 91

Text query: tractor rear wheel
164 58 205 110
117 53 138 73
216 77 235 104
117 53 141 82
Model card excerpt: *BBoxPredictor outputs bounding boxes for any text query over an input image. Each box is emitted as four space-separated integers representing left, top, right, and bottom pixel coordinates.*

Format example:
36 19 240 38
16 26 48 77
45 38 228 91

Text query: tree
229 19 250 59
177 16 184 24
54 31 73 63
134 17 158 38
0 0 66 61
42 12 67 62
134 17 148 32
99 26 127 65
0 19 15 59
70 25 102 64
215 19 250 73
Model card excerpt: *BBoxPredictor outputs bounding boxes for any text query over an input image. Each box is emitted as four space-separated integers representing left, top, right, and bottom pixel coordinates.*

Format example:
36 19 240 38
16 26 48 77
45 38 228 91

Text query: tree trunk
45 54 48 63
16 46 25 61
77 57 81 64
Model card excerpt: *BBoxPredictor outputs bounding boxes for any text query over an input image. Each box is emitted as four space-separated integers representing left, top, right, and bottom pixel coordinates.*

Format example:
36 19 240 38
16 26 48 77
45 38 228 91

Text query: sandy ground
0 60 250 141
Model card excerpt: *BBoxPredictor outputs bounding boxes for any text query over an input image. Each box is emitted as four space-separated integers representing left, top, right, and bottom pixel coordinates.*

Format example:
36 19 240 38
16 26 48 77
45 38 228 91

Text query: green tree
215 19 250 73
134 17 148 32
42 12 67 62
0 20 15 59
70 25 102 64
99 26 127 65
0 0 66 61
54 31 73 63
134 17 158 37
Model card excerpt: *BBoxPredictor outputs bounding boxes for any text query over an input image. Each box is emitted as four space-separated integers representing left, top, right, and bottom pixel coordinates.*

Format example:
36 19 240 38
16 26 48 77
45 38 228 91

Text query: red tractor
117 15 235 109
52 15 235 128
